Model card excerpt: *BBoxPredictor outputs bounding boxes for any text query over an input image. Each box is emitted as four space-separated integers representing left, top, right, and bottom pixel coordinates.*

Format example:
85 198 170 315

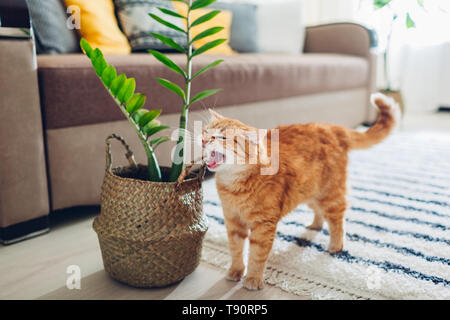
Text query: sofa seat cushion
37 53 368 129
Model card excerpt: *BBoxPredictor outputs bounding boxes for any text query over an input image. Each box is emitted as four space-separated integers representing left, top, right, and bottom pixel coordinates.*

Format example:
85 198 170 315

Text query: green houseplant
374 0 419 92
80 39 169 182
83 0 226 287
81 0 224 182
373 0 424 114
148 0 225 182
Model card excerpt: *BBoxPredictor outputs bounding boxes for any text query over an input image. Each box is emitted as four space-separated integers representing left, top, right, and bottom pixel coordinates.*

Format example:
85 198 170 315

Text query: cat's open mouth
206 151 226 169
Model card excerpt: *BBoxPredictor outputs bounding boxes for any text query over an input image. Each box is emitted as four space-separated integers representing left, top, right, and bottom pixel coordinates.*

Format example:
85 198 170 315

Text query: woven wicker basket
93 134 208 288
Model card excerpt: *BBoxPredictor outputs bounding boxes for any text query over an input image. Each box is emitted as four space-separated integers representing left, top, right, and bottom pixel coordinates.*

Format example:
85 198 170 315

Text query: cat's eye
214 136 226 141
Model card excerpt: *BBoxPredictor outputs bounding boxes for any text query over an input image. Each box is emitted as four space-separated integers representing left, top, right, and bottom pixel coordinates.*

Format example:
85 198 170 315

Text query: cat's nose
202 139 207 147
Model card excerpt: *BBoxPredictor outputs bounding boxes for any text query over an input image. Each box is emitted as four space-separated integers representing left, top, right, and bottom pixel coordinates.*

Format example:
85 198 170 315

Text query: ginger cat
202 93 399 290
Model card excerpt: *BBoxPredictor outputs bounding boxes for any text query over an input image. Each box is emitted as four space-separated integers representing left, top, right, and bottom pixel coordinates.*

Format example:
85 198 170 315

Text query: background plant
80 39 169 182
373 0 423 91
148 0 225 182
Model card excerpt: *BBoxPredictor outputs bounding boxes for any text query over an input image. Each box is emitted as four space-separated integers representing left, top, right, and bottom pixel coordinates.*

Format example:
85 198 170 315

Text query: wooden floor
0 206 304 300
1 110 448 300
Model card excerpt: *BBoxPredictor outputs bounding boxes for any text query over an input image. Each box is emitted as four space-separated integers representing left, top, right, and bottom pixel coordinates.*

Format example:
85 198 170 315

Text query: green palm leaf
148 49 186 78
158 7 185 19
150 32 186 53
190 89 221 105
192 59 223 79
149 13 186 33
191 26 223 43
406 12 416 28
191 0 216 10
156 78 185 100
191 10 221 27
373 0 391 9
192 39 226 57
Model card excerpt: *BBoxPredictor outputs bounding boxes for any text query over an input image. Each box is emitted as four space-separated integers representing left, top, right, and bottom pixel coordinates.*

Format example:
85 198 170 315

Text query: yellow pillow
64 0 131 55
173 2 235 55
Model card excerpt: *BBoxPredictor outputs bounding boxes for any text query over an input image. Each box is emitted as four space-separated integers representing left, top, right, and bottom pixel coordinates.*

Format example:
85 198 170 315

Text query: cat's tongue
207 151 225 169
207 161 218 169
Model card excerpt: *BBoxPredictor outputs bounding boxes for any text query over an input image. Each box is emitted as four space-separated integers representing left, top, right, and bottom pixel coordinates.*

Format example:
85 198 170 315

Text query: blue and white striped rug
200 131 450 299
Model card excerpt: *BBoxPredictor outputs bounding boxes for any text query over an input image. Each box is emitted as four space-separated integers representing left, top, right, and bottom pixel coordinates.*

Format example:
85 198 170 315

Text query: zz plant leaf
191 10 221 27
110 74 127 96
191 0 216 10
148 13 186 33
157 7 185 19
150 136 171 149
126 93 146 114
117 78 136 104
150 33 186 53
192 38 226 57
138 109 162 127
156 78 186 99
92 50 108 76
80 38 169 182
148 50 186 77
80 38 93 57
192 59 223 79
406 12 416 28
101 66 117 86
190 89 221 105
133 109 149 123
145 125 171 137
149 0 225 182
191 27 223 43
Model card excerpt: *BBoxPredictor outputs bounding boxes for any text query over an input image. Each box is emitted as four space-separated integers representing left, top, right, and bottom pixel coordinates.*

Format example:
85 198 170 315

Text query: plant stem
169 0 193 182
385 16 394 91
108 89 162 182
143 143 161 181
384 32 391 91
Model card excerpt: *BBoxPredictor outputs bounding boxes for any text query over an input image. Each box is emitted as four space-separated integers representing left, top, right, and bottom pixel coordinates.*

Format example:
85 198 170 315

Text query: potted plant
373 0 423 114
81 0 225 287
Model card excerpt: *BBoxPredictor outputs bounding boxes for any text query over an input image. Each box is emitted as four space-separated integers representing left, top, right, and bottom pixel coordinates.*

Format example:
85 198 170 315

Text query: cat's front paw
226 268 244 282
243 276 264 290
328 242 343 254
306 223 322 231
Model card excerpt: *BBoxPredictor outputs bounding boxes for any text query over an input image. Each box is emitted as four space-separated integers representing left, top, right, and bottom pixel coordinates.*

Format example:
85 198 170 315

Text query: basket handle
105 134 137 172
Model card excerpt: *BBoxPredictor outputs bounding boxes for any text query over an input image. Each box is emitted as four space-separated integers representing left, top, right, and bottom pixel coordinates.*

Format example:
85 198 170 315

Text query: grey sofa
0 1 377 244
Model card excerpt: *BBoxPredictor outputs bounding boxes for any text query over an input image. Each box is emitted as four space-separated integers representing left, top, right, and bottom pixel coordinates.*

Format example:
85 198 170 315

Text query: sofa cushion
63 0 131 55
25 0 80 54
37 53 368 129
210 1 259 53
114 0 187 52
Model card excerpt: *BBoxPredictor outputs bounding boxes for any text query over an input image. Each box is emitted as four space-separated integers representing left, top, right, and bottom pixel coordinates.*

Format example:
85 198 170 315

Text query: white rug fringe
201 241 384 300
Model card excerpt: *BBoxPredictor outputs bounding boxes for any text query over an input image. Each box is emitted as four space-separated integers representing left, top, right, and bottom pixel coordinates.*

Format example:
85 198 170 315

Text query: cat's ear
208 108 225 120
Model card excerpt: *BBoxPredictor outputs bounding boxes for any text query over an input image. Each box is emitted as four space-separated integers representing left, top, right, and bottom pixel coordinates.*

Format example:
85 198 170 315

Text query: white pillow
218 0 304 54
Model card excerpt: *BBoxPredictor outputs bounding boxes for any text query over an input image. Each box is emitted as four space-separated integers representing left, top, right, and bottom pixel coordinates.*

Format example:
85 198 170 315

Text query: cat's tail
348 93 400 150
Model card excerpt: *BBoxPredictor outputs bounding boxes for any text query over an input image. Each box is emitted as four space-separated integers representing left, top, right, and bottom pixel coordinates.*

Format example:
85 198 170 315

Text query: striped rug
200 131 450 300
